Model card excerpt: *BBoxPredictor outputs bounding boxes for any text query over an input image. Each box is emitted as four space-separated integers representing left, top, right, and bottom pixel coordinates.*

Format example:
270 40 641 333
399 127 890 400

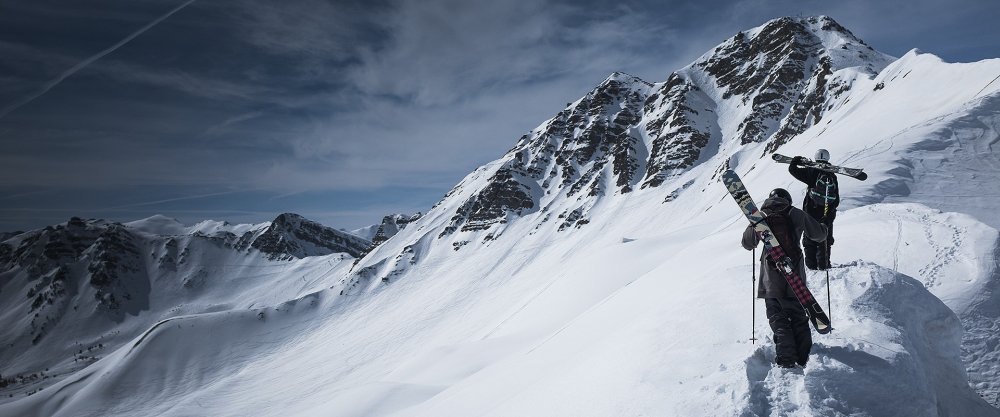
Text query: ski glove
791 156 806 165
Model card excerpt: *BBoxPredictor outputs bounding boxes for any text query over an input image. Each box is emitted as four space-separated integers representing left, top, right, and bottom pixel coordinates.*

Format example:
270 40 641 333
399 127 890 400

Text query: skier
789 149 840 270
742 188 828 368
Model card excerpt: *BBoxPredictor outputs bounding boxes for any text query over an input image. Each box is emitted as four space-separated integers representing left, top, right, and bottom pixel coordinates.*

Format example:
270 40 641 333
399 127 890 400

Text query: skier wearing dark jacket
789 149 840 270
742 188 828 368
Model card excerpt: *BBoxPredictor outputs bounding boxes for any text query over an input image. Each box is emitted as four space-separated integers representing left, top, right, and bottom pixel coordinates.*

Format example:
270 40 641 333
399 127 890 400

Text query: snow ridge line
973 73 1000 99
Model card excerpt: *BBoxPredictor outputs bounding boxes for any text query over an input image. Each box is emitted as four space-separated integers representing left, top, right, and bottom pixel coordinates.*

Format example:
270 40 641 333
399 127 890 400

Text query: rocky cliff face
641 72 717 188
693 16 892 153
251 213 372 259
0 213 368 345
0 217 150 343
369 213 422 246
428 16 892 239
434 73 655 239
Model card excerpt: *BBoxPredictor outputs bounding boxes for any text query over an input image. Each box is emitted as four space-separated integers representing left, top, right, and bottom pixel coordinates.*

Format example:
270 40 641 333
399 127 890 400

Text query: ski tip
857 172 868 181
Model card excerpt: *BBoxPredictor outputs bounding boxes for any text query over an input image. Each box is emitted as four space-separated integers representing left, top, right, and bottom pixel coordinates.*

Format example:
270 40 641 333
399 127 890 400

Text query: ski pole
822 181 831 269
826 268 831 323
751 247 757 344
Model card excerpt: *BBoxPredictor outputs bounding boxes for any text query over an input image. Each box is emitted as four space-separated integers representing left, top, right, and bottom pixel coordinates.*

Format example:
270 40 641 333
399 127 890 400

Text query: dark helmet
769 188 792 202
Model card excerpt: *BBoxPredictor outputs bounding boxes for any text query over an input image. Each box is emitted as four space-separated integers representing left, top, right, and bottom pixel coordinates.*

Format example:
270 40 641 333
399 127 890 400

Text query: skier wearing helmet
741 188 828 368
789 149 840 270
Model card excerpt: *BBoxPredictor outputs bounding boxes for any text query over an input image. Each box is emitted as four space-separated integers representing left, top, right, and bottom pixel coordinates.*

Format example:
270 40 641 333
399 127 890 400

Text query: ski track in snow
891 210 903 273
883 205 966 288
841 203 1000 409
916 211 965 288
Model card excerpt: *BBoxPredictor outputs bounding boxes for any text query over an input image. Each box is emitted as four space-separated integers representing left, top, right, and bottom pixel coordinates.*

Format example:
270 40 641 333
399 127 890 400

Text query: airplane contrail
100 189 251 210
0 0 198 120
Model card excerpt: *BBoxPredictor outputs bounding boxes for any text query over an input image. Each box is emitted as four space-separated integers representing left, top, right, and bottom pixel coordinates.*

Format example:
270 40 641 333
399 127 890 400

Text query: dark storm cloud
1 0 998 231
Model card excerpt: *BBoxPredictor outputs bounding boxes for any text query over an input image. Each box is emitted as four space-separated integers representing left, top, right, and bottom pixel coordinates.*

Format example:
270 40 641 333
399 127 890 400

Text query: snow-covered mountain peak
124 214 186 235
270 212 308 228
0 212 371 334
741 16 859 47
0 217 152 333
0 212 369 396
251 213 371 259
681 15 894 153
725 15 892 69
797 15 866 47
410 16 902 245
598 71 653 89
689 15 894 92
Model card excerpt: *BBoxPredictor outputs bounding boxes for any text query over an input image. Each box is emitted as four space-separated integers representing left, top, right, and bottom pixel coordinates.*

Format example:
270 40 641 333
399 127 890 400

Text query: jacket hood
761 196 792 212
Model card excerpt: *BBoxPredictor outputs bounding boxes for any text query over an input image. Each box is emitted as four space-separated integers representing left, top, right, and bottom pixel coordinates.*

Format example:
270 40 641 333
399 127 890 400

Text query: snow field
5 197 995 416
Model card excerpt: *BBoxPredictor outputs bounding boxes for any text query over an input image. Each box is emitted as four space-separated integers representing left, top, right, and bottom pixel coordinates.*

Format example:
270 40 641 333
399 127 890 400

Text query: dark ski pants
804 212 835 270
766 297 812 366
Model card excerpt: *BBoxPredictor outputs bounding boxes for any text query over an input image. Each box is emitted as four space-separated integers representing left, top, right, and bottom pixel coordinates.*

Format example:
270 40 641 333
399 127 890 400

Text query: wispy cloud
202 110 267 136
221 0 689 193
346 0 678 106
234 0 387 74
93 59 272 102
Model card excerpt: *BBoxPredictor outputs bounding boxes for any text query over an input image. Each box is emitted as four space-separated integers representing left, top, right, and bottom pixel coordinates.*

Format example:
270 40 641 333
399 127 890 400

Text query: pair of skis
726 153 866 334
771 153 868 181
722 169 833 334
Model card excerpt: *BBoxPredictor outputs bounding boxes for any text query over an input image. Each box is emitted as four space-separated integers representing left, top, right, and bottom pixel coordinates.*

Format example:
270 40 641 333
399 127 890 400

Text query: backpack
761 205 802 262
808 171 838 208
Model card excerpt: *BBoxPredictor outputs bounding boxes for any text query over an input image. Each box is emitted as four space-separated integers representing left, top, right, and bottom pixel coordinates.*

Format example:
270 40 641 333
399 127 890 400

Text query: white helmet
814 149 830 162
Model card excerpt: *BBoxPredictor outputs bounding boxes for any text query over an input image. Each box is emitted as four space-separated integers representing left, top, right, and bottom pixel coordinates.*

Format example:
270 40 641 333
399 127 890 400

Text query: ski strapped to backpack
722 169 832 334
771 153 868 181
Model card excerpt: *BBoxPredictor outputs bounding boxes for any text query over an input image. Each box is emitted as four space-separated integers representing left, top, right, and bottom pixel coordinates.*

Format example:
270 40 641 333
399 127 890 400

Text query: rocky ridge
0 213 369 346
251 213 372 260
429 15 893 240
369 213 422 246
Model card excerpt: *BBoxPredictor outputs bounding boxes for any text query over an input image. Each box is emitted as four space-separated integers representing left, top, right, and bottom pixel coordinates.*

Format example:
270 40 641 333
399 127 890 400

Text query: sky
1 0 999 233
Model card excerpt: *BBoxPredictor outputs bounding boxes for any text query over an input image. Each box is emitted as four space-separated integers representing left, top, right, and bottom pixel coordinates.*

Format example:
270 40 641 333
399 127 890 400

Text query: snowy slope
3 15 1000 416
0 214 364 400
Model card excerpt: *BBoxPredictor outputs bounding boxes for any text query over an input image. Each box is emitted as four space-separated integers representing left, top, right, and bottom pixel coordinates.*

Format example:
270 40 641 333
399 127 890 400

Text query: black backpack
808 171 838 208
761 205 802 262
